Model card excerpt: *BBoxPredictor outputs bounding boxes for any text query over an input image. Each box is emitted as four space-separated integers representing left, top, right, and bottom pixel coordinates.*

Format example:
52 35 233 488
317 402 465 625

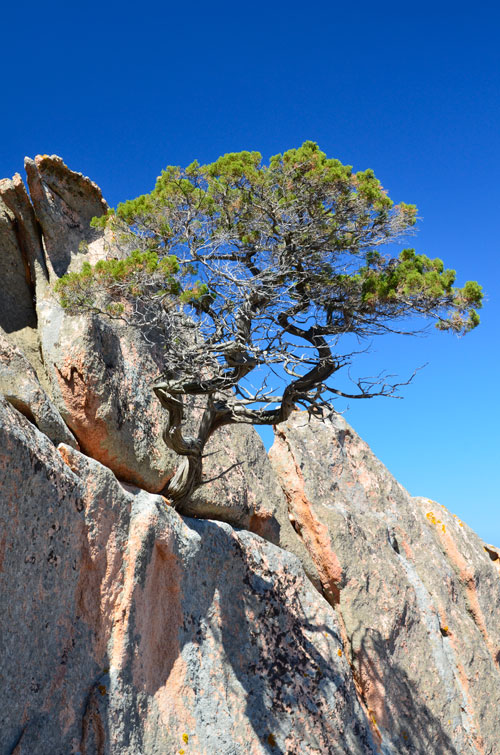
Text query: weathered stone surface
5 154 175 491
25 154 108 280
190 423 323 588
2 154 499 754
0 187 37 336
0 332 77 447
269 411 500 754
0 397 96 755
0 171 48 294
0 399 377 754
0 172 50 390
0 157 308 548
35 298 179 492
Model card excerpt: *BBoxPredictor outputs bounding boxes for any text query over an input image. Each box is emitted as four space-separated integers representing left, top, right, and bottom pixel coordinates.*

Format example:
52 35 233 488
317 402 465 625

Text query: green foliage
55 250 182 313
61 141 482 370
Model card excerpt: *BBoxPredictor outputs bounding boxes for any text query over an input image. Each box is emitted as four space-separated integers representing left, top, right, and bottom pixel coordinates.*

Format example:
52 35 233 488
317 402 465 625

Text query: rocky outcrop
0 332 77 447
24 154 108 280
0 397 376 754
1 155 499 754
0 155 179 492
35 303 181 492
0 173 47 384
269 411 500 754
0 175 40 338
0 156 294 523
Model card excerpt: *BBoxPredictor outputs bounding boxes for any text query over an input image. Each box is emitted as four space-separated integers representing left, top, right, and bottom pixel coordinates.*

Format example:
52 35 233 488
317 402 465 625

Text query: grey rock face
0 398 97 755
0 179 38 336
190 422 323 587
269 411 500 755
0 399 377 754
0 332 77 447
0 155 290 527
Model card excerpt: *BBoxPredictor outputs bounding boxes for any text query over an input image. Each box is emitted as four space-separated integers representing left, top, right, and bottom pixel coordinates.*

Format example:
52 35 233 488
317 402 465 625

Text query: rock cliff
0 157 498 754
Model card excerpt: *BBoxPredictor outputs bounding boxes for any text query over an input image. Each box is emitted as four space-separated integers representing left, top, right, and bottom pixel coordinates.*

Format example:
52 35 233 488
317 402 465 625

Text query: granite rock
0 398 377 754
269 411 500 754
1 154 499 754
35 298 179 492
0 332 77 447
25 154 108 280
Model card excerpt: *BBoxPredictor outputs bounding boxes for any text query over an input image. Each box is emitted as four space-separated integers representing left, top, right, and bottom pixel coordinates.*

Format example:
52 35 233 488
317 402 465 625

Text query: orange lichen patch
337 648 343 657
248 510 276 540
425 511 446 534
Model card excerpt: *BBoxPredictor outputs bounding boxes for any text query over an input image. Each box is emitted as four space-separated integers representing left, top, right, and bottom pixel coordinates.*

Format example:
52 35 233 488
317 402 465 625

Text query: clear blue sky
1 2 498 543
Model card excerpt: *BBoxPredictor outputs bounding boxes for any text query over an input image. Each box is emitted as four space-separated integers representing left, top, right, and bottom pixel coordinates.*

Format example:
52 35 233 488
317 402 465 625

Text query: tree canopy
55 141 483 505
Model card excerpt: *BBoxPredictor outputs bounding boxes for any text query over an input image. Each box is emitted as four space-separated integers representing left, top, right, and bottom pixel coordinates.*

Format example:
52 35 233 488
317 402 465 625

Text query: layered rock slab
0 332 77 447
0 399 377 754
24 154 108 280
269 411 500 755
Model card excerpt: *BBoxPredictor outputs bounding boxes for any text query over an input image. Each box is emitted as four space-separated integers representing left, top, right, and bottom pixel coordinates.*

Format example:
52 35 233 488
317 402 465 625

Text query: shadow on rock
352 623 461 754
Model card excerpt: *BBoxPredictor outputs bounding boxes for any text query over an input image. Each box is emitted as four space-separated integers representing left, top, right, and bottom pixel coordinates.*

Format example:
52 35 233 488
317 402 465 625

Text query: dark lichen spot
267 733 277 747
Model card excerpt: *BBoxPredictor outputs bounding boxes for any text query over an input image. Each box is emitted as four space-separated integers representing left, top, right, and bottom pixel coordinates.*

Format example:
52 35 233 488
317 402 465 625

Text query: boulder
269 411 500 754
0 332 77 447
35 300 182 492
24 154 108 280
0 170 48 387
0 179 37 337
0 398 377 754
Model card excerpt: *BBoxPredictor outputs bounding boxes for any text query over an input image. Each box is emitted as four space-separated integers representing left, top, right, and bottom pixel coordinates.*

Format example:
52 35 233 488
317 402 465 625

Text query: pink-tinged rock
269 411 500 754
0 399 377 753
61 442 377 755
187 423 322 587
0 332 77 447
24 154 108 280
0 155 308 544
36 302 179 492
